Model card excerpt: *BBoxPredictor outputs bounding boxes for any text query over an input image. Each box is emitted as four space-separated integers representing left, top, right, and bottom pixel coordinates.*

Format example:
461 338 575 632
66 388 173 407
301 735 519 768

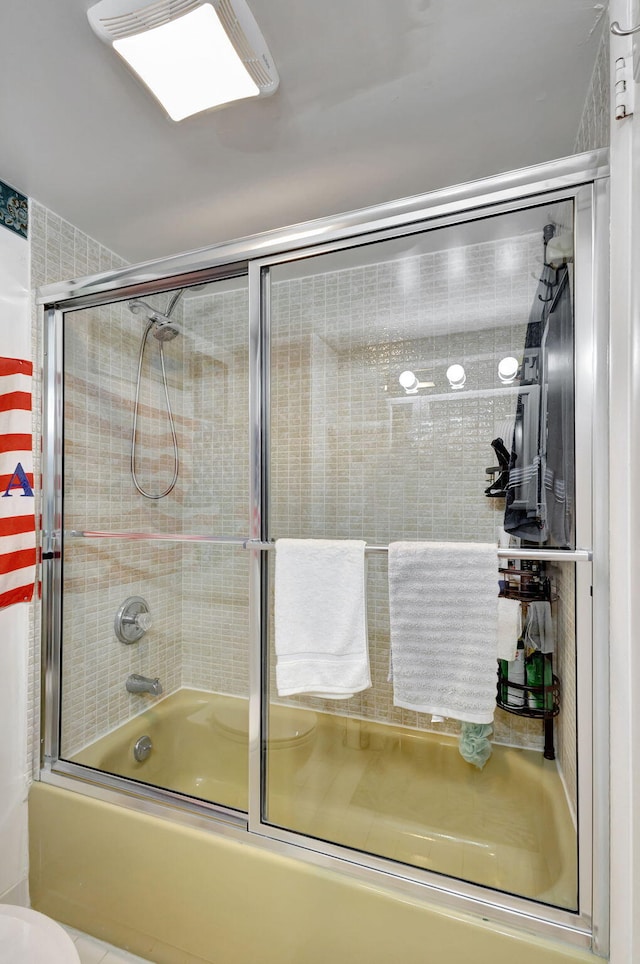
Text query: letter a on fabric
0 357 35 607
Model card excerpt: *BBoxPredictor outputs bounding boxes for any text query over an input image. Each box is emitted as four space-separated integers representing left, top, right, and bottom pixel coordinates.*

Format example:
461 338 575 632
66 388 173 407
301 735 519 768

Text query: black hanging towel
503 225 574 547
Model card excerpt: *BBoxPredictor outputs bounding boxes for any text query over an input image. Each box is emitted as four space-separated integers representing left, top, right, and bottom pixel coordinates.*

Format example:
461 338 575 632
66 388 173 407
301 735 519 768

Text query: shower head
152 321 181 342
128 299 181 340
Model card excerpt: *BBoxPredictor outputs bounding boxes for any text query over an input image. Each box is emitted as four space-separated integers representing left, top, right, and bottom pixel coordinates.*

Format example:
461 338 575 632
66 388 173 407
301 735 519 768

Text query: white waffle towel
388 542 498 724
497 597 521 661
274 539 370 698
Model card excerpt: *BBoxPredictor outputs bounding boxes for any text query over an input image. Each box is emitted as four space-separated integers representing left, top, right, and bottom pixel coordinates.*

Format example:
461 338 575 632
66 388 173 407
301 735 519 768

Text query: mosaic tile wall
574 25 610 153
180 286 250 692
59 294 190 754
52 278 254 754
174 231 579 756
179 229 580 765
264 237 548 750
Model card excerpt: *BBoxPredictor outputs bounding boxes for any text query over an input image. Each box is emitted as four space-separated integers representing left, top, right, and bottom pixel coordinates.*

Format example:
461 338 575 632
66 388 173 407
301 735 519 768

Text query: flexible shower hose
130 320 179 499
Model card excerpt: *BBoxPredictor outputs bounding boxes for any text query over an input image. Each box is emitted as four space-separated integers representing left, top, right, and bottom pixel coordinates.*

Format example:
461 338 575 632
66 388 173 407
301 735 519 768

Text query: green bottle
525 652 545 710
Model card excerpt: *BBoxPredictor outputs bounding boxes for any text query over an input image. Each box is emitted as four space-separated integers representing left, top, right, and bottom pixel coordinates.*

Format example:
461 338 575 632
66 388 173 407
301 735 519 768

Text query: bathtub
71 689 317 811
71 689 318 812
30 690 587 964
68 689 577 907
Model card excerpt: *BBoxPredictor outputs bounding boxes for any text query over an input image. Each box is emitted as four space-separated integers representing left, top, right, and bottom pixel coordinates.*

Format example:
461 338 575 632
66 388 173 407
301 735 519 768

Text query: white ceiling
1 1 606 265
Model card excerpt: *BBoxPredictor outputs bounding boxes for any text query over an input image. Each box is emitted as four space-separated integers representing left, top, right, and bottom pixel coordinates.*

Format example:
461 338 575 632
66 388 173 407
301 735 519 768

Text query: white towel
497 597 521 661
388 542 498 724
274 539 370 698
522 600 554 654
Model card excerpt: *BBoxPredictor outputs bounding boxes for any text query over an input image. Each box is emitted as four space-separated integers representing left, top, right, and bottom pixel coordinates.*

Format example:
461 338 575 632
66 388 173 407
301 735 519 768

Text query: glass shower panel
263 204 579 908
59 277 252 812
61 282 250 538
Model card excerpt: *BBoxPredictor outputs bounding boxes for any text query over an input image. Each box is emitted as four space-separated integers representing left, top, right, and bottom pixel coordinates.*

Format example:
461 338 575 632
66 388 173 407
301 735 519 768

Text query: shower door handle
496 548 592 563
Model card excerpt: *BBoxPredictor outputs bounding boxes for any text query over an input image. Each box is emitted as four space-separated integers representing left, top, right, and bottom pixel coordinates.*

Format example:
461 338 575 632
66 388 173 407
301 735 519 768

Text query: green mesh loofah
459 722 493 768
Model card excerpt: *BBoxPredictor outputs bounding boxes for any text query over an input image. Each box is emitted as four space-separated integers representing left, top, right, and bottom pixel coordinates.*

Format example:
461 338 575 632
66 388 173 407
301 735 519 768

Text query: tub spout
126 674 163 696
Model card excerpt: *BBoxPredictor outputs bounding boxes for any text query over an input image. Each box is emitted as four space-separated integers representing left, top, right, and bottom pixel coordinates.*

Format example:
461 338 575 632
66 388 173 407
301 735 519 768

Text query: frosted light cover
114 3 259 121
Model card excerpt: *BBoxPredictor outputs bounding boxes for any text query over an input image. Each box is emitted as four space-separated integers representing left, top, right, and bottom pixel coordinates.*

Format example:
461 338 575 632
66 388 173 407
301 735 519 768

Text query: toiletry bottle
507 637 525 707
526 652 544 710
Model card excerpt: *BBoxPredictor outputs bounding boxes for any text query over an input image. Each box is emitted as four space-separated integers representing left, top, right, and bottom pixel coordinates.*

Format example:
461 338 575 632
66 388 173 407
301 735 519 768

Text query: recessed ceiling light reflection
498 241 523 273
448 249 466 276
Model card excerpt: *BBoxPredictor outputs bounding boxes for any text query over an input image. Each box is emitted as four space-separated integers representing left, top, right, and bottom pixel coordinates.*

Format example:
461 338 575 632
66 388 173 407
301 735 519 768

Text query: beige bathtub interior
69 689 577 909
29 782 595 964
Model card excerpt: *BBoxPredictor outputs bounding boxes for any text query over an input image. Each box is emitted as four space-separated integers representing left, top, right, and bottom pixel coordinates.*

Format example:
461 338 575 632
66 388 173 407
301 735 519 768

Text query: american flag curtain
0 356 35 607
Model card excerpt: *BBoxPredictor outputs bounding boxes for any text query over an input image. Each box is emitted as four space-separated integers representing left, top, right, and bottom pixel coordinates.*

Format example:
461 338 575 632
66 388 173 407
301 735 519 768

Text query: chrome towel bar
68 530 591 562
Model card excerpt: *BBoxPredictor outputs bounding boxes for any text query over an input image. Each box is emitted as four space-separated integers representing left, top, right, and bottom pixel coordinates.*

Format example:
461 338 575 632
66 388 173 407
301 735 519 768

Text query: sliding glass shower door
260 201 587 911
42 160 603 942
59 276 253 812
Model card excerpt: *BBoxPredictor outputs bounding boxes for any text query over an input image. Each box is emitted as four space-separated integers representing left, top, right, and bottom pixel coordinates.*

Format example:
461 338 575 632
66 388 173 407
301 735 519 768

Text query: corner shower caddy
496 558 560 759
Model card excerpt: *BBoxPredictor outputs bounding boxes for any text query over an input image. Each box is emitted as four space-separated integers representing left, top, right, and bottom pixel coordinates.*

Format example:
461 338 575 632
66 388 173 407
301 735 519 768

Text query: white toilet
0 905 81 963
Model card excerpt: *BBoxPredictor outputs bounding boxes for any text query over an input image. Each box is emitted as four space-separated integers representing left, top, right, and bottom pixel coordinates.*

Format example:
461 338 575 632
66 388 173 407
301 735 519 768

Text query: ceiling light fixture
87 0 279 121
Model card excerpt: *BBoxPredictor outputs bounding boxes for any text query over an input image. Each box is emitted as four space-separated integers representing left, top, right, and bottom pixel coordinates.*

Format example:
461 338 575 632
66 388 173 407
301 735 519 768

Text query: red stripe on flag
0 358 32 377
0 356 36 610
0 472 34 490
0 548 36 575
0 392 31 413
0 434 32 454
0 584 34 607
0 515 35 537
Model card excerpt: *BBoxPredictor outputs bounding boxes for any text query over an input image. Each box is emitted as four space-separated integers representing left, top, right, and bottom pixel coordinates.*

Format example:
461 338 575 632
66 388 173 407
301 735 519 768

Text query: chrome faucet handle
115 596 152 644
124 611 153 632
